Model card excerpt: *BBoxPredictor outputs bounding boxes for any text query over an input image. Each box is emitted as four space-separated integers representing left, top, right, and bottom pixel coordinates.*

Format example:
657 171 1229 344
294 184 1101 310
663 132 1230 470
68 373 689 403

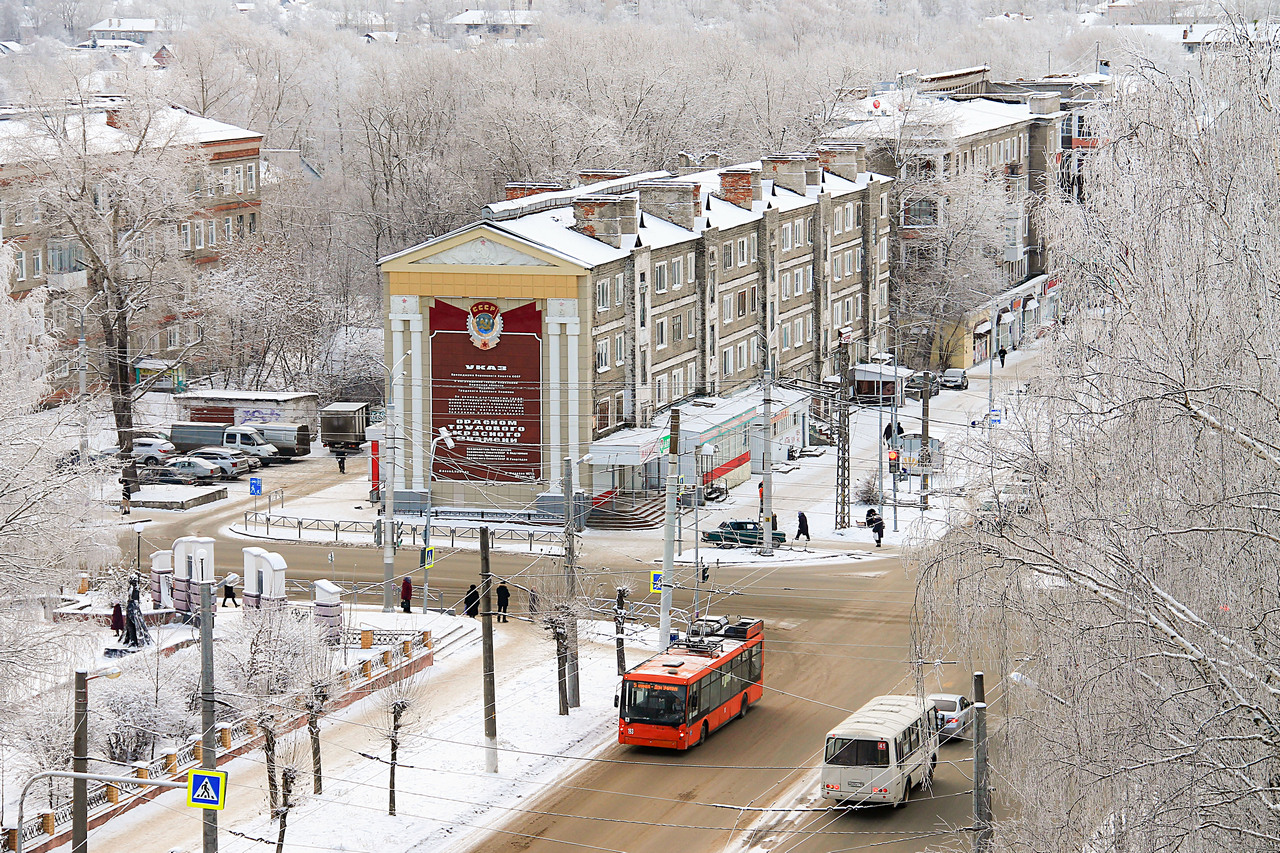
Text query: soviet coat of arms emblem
468 301 503 350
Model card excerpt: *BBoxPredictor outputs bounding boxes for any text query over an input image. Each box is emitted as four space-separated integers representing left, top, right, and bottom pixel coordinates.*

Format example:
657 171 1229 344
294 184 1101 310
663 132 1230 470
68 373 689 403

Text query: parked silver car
166 456 221 483
939 368 969 390
926 693 975 741
129 437 178 466
188 447 253 479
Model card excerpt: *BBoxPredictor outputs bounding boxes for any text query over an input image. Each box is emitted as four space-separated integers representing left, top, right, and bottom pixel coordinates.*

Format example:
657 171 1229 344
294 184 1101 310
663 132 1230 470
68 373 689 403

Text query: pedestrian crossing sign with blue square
650 570 662 594
187 769 227 810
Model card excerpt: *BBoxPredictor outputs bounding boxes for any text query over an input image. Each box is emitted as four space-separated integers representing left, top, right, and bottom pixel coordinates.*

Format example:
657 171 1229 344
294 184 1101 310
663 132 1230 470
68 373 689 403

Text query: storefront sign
430 300 542 482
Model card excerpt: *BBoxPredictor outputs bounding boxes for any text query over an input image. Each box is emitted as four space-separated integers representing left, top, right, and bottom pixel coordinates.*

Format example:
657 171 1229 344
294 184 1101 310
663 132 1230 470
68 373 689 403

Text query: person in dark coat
883 421 904 444
496 583 510 622
528 586 540 616
869 511 886 547
337 452 347 474
796 511 810 542
998 346 1008 367
110 603 125 639
222 574 239 607
400 576 413 613
464 584 480 618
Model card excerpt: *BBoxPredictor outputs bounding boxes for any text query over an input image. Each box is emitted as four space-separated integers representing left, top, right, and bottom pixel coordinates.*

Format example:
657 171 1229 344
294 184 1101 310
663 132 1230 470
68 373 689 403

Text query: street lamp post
420 427 455 613
133 522 145 571
72 667 121 853
692 442 716 620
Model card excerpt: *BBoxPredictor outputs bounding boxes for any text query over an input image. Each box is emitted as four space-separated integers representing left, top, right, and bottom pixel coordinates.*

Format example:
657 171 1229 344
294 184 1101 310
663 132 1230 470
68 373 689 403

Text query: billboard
430 300 542 482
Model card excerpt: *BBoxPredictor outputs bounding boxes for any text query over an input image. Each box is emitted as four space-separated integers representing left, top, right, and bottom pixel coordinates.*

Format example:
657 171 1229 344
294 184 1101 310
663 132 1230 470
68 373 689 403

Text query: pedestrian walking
120 484 131 516
998 346 1007 367
337 452 347 474
496 582 510 622
222 573 240 607
870 511 886 548
110 603 125 639
400 576 413 613
796 511 810 542
464 584 480 618
528 585 540 616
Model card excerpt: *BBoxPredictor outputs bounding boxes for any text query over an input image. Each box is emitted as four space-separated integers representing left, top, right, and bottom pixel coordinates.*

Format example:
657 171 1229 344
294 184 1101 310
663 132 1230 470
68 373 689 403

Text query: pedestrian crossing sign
187 769 227 810
650 570 662 594
421 546 435 570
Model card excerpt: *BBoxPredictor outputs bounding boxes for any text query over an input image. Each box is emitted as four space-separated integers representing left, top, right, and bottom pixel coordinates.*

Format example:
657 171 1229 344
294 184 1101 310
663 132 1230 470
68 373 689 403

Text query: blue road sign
187 769 227 810
421 546 435 570
249 477 262 496
650 570 662 594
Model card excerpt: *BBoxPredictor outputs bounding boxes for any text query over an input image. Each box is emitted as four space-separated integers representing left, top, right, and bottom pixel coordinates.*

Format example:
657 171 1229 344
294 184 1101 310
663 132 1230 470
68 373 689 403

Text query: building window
32 250 42 278
14 251 25 281
615 333 625 365
904 199 938 226
807 216 814 244
194 221 205 249
615 273 625 306
737 238 748 266
687 252 695 282
656 375 666 404
672 312 682 341
782 223 792 251
855 295 863 320
596 399 610 432
856 204 863 228
781 271 791 300
806 267 814 292
639 287 647 328
616 391 626 422
167 326 181 348
596 280 610 311
737 342 748 373
880 193 887 218
737 290 747 318
671 256 682 289
687 308 695 338
247 163 257 193
672 370 683 401
750 233 757 261
749 285 757 314
596 340 609 371
180 223 191 249
654 262 668 294
721 294 733 322
846 297 854 322
833 208 842 235
224 217 233 240
794 319 803 347
781 323 790 350
722 242 732 269
722 348 733 376
640 349 648 384
235 165 245 194
656 318 667 348
844 250 853 278
207 220 217 246
806 315 813 342
833 254 842 282
856 248 864 272
879 237 888 263
248 212 257 234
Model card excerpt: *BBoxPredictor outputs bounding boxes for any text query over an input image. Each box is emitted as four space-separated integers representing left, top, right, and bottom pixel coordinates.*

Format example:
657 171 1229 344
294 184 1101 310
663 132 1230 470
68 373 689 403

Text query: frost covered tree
915 30 1280 853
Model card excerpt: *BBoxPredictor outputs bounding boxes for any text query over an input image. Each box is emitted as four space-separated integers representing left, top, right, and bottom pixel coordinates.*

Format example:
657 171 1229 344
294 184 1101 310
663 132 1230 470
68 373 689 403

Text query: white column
390 320 407 491
566 317 581 460
547 320 561 470
410 317 425 490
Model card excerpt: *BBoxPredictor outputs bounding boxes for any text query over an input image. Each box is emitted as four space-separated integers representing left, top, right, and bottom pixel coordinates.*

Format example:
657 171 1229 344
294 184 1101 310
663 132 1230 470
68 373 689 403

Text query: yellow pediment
380 225 587 277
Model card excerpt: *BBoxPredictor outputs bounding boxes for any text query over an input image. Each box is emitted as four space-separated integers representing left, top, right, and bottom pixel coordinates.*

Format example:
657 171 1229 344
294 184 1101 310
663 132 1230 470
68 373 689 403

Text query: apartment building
378 149 892 519
826 83 1065 368
1 100 262 396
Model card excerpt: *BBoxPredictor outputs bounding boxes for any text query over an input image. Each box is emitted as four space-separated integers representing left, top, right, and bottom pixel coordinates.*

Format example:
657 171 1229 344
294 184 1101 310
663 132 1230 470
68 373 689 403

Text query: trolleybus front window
623 682 686 726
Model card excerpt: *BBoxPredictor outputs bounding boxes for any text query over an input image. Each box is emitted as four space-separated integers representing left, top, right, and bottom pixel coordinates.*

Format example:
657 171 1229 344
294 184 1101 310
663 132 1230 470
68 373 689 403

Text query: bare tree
915 31 1280 852
376 678 420 815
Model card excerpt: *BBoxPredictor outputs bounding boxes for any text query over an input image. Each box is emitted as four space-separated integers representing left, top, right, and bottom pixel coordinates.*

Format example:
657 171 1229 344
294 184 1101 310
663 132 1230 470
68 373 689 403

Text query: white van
820 695 939 807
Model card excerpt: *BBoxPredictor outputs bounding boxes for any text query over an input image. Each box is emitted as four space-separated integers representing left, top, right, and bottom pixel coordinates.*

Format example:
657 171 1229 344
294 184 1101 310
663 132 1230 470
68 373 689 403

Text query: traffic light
888 449 900 474
701 565 710 583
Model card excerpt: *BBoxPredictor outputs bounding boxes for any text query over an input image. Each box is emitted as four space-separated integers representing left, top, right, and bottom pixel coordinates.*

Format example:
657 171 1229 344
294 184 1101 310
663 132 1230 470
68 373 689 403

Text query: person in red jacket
400 576 412 613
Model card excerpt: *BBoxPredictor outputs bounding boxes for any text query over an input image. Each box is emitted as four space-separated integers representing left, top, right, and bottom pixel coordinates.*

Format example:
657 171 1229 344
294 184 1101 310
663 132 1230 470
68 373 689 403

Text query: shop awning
1024 299 1040 311
973 321 992 335
997 311 1014 325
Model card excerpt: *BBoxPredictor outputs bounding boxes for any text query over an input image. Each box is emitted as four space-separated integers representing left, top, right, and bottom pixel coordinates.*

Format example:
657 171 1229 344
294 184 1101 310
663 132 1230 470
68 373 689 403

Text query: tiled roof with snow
830 91 1046 142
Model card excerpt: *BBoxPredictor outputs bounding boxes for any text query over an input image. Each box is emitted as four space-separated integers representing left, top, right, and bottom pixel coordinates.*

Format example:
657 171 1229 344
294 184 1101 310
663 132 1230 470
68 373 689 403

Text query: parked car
701 520 786 548
129 437 178 466
939 369 969 390
138 467 198 486
926 693 975 742
188 446 253 479
904 371 941 399
55 448 122 471
166 457 221 483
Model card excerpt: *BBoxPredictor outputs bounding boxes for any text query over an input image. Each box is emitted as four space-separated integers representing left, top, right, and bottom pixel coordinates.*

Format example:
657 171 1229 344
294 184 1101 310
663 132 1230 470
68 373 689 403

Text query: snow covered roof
0 104 261 165
88 18 160 32
175 390 318 403
75 39 145 50
830 91 1052 143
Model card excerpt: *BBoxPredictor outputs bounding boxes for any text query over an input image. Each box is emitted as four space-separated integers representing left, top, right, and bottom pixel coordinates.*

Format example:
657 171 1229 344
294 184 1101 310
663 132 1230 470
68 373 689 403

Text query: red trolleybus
618 616 764 749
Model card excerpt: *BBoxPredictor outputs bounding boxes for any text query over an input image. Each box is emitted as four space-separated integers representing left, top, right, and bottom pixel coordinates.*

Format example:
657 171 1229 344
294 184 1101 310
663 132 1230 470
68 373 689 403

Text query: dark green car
701 520 787 548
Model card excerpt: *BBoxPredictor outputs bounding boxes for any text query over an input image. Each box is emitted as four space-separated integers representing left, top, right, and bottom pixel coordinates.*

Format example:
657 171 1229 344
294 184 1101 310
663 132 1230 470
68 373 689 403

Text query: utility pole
890 359 900 532
382 402 396 612
658 408 680 649
561 456 580 708
614 587 627 675
834 343 851 530
78 309 88 460
761 370 775 556
920 383 932 510
72 671 88 853
479 529 498 773
876 358 885 518
199 579 218 853
973 671 992 853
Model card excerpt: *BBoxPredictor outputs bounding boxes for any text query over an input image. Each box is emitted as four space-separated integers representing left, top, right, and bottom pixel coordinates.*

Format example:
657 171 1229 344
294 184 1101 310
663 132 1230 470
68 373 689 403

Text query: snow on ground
83 607 651 853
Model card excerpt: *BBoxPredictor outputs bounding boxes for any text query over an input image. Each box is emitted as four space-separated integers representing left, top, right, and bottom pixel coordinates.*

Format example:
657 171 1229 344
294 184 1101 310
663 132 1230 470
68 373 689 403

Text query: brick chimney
572 194 638 248
577 169 631 186
503 182 563 201
1029 93 1060 115
817 143 863 181
676 151 721 176
105 109 122 129
717 167 759 209
762 155 810 195
637 181 700 231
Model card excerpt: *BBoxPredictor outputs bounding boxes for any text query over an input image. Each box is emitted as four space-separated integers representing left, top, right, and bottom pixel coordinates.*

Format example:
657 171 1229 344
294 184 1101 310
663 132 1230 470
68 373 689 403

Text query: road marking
772 619 806 631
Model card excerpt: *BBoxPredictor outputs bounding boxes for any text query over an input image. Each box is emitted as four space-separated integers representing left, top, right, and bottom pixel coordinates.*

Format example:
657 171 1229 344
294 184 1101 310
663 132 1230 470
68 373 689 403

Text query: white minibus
820 695 939 807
